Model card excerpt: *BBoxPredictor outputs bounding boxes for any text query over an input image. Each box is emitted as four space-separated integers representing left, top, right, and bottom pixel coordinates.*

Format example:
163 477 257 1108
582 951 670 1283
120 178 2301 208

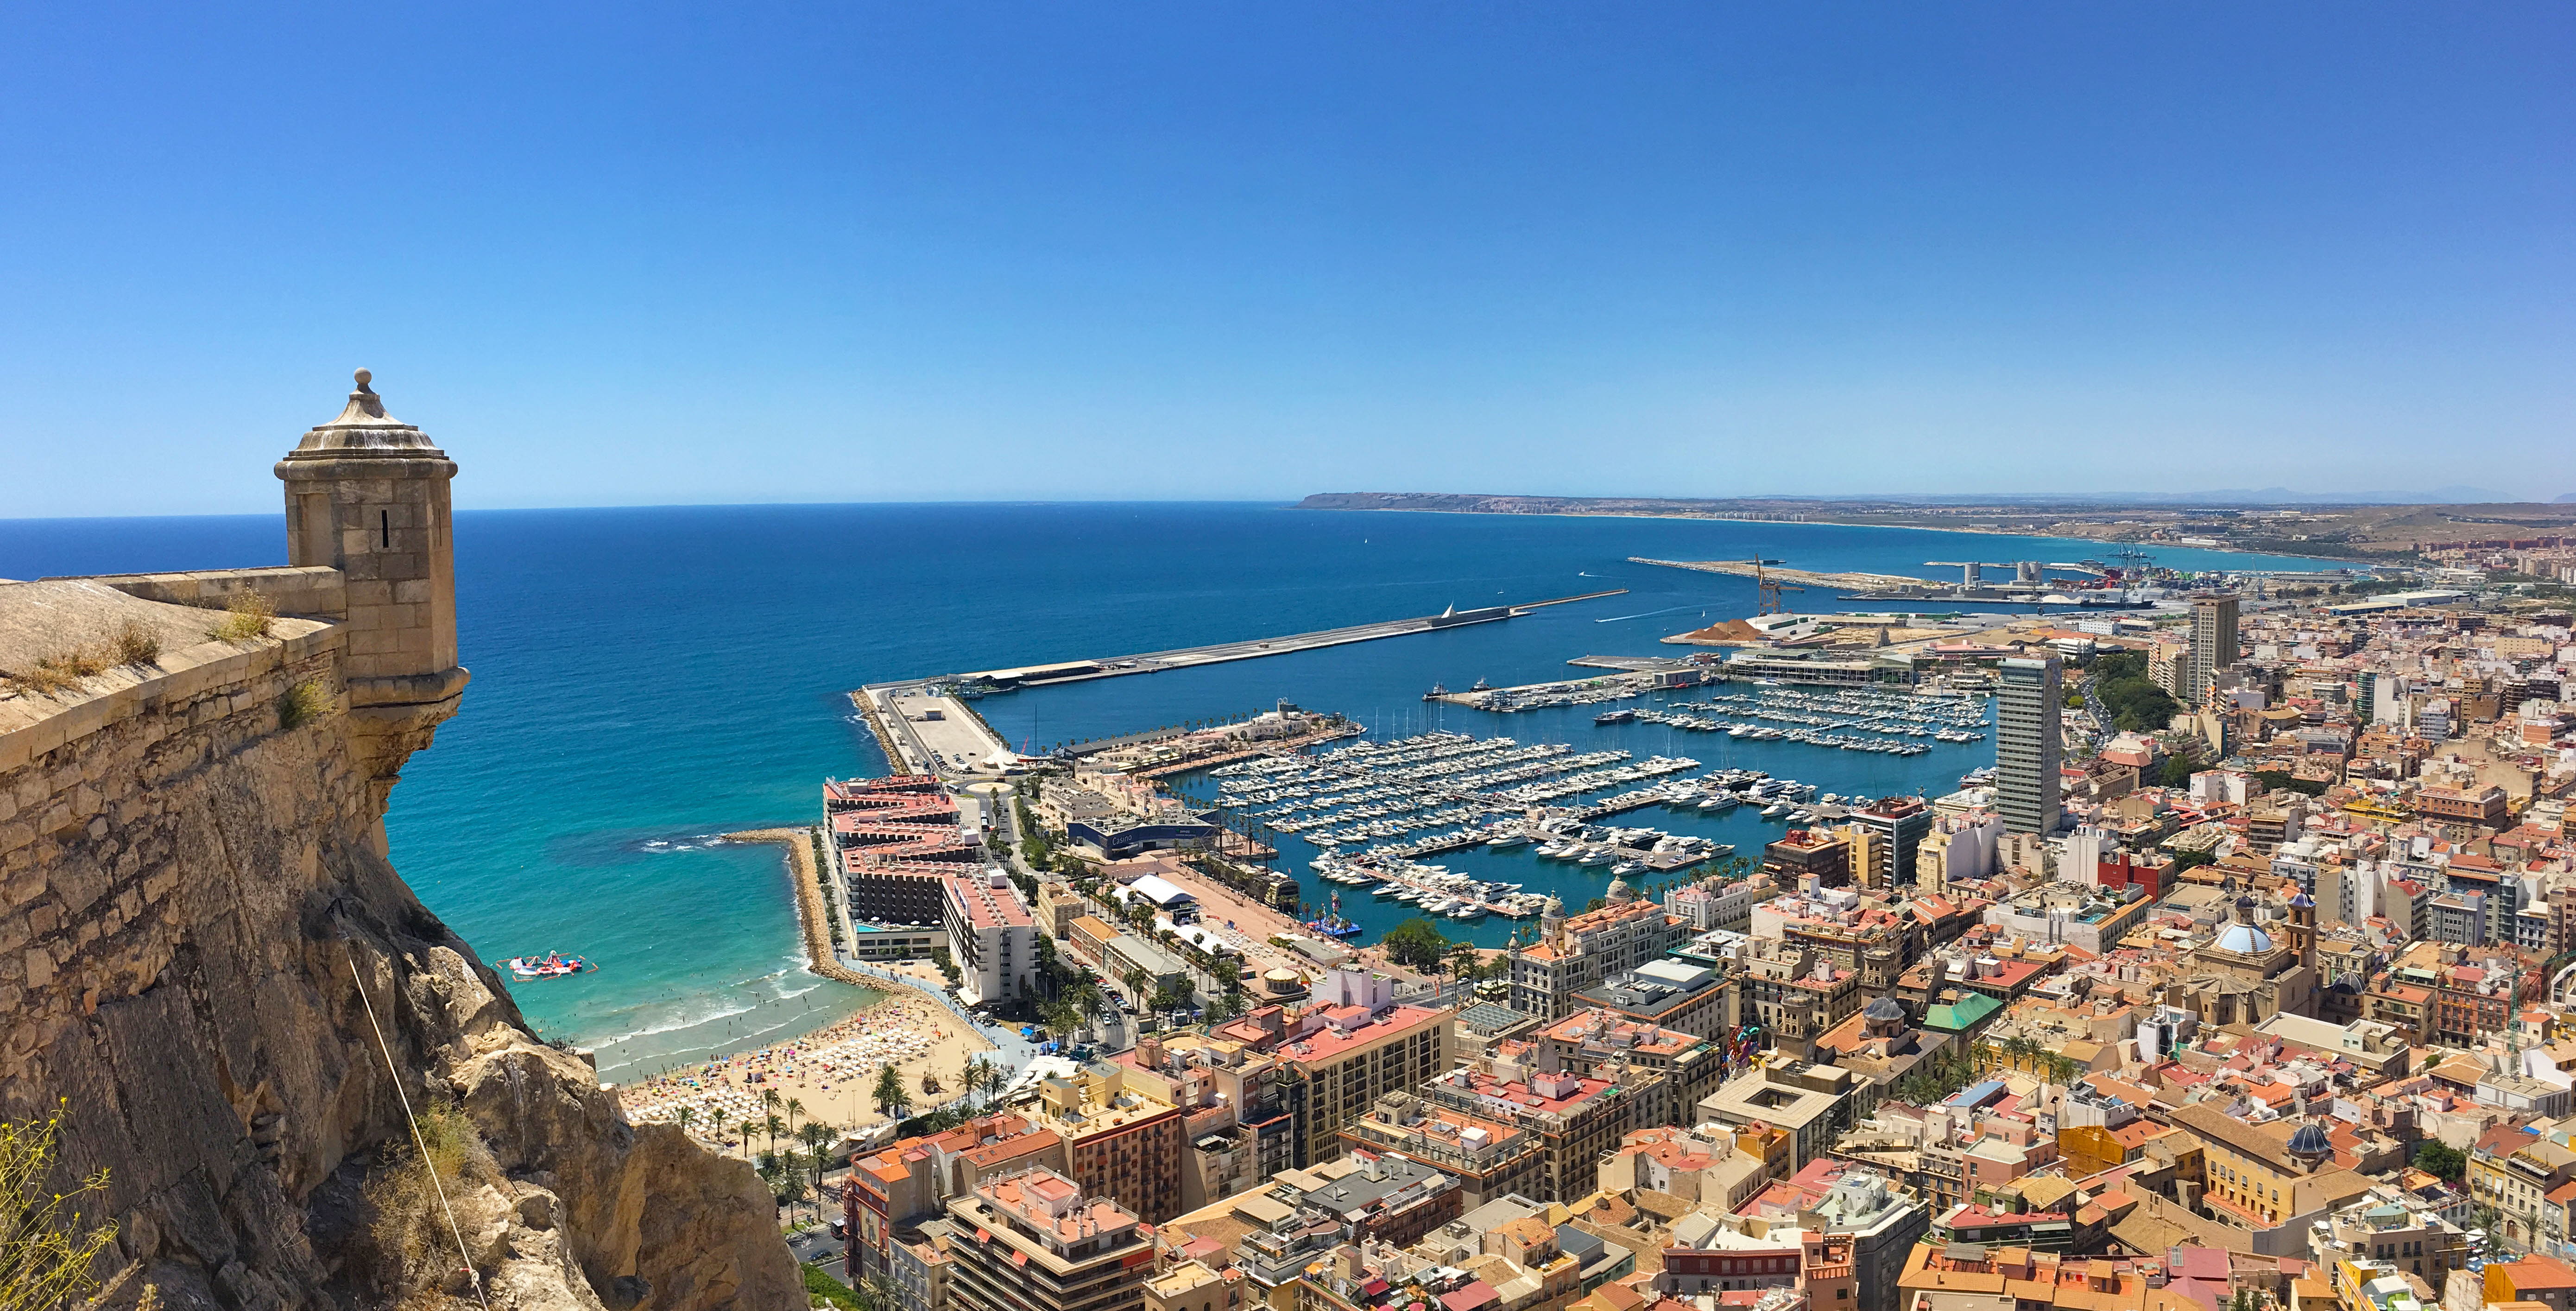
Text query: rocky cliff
0 577 802 1311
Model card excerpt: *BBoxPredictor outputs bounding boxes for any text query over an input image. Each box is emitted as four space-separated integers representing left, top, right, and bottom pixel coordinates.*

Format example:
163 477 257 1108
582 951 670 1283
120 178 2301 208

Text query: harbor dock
871 588 1627 697
852 589 1626 773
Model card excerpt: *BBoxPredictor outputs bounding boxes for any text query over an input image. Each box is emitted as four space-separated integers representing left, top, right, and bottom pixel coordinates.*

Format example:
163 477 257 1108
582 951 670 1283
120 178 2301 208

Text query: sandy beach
615 985 996 1159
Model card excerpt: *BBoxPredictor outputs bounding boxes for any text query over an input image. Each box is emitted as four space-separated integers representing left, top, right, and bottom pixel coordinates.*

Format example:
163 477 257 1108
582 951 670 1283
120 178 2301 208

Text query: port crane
1745 558 1803 615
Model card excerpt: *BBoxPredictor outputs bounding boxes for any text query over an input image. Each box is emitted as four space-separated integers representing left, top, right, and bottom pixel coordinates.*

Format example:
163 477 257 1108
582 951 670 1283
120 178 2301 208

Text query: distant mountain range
1303 487 2570 509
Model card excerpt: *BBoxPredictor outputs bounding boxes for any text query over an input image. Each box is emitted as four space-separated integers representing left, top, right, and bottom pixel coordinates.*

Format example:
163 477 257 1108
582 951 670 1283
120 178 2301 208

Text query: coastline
725 825 878 991
604 828 1001 1155
1293 504 2361 566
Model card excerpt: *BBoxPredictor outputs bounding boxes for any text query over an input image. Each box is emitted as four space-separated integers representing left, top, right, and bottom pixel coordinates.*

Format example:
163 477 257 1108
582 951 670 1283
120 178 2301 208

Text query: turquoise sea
0 504 2343 1080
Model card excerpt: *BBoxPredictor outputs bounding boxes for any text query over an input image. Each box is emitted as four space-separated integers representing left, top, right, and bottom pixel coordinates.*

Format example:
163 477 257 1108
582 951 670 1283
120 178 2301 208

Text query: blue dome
2286 1121 2333 1158
2215 923 2274 955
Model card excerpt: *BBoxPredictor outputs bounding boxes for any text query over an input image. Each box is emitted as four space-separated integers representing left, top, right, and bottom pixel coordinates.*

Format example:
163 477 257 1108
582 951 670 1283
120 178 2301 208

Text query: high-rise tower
2189 593 2241 703
277 370 468 848
1995 656 2062 836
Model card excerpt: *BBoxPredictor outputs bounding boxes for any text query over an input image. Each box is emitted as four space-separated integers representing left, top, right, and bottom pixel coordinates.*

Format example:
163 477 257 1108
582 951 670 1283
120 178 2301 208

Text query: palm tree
800 1121 837 1221
1041 1000 1082 1043
739 1117 762 1155
674 1105 696 1139
873 1063 914 1121
765 1113 788 1159
785 1096 806 1136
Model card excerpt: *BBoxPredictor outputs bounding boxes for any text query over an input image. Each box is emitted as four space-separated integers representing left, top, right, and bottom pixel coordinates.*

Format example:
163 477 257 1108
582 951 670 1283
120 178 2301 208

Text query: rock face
0 579 802 1309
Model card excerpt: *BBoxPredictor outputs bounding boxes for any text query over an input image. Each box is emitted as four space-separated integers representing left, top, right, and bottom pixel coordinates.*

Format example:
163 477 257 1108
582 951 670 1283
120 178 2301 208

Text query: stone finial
335 368 391 424
284 368 443 459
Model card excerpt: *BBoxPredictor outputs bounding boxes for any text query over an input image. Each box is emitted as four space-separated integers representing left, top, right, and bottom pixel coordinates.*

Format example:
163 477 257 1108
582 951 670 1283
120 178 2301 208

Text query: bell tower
277 369 469 846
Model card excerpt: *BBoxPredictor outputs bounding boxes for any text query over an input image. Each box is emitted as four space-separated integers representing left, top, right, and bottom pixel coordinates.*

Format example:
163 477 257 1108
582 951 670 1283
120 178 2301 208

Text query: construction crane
1747 558 1804 616
2108 545 2156 576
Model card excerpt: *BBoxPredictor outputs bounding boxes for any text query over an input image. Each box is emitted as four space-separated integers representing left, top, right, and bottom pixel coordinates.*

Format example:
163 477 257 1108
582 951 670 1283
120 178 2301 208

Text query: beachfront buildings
946 871 1037 1007
943 1168 1152 1311
1995 655 2063 836
828 775 982 927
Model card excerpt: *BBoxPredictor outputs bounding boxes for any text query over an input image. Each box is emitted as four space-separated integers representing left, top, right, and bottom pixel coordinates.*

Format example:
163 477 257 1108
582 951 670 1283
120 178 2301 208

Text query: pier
1629 557 1926 590
852 589 1626 772
860 588 1628 698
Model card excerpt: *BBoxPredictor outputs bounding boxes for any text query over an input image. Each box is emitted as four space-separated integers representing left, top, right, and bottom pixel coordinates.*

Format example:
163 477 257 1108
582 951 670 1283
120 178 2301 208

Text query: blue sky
2 4 2569 515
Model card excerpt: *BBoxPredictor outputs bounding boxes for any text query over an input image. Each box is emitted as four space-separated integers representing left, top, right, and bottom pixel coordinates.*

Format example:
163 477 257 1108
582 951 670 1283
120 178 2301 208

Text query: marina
1193 728 1907 925
1445 677 1990 759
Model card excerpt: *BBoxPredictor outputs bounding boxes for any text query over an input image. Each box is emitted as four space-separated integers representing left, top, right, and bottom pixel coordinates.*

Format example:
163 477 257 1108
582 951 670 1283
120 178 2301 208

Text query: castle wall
0 587 799 1310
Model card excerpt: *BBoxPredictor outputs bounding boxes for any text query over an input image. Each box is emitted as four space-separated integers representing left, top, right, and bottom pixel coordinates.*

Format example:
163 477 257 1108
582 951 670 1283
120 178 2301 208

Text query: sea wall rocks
0 582 799 1311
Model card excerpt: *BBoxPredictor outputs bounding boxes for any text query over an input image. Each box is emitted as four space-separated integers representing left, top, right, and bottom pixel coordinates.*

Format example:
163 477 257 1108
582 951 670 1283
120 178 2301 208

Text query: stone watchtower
277 369 468 846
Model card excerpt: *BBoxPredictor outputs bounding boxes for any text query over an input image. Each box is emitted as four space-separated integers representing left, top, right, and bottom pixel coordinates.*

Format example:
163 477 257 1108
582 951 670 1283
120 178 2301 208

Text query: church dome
1543 894 1565 917
1863 997 1908 1023
2215 922 2274 955
1605 878 1635 905
2286 1121 2333 1159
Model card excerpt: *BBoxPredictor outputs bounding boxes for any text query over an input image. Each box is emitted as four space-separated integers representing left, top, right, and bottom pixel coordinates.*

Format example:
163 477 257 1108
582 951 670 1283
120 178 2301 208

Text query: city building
1850 797 1933 889
946 870 1038 1007
1508 894 1688 1022
1342 1092 1544 1206
2190 593 2241 703
1696 1055 1866 1169
1570 958 1738 1039
1207 969 1455 1168
828 775 980 925
1417 1044 1644 1203
1022 1060 1189 1222
2168 1105 2372 1230
943 1169 1152 1311
1995 656 2063 836
2309 1184 2470 1290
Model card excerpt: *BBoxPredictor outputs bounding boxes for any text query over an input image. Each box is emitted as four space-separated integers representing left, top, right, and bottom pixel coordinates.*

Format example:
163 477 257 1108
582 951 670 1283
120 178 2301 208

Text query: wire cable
345 946 492 1311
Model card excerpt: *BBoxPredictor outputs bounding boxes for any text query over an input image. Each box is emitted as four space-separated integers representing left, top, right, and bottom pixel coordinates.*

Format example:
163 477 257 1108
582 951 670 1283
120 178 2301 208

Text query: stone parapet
0 618 341 775
51 565 348 620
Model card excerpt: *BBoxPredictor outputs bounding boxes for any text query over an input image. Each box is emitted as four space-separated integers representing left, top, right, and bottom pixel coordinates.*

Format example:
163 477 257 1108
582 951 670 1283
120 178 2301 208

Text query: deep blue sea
0 504 2342 1078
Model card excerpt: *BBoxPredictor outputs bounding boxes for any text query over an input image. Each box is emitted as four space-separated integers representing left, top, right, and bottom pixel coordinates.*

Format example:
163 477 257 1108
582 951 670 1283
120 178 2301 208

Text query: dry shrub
279 678 333 730
6 646 111 699
112 621 162 667
208 590 276 642
0 1101 121 1311
363 1100 499 1298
